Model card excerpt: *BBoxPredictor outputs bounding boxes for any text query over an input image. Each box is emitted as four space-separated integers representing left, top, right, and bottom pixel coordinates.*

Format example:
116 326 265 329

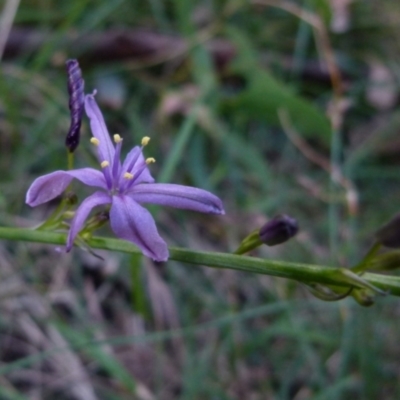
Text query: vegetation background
1 0 400 399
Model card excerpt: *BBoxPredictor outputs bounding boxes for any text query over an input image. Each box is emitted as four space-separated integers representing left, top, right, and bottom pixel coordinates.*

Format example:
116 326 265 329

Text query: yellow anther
146 157 156 164
124 172 134 180
141 136 150 146
113 134 122 143
101 161 110 168
90 137 100 146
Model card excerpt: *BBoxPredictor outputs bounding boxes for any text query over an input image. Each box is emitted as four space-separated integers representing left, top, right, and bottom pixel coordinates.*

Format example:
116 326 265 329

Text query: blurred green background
1 0 400 399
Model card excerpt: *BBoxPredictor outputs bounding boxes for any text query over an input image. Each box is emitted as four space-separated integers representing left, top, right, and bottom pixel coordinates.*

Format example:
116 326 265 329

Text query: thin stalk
67 150 74 170
0 227 400 295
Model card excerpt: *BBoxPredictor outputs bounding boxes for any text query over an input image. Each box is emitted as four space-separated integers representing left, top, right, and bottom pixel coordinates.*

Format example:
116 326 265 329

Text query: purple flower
26 92 225 261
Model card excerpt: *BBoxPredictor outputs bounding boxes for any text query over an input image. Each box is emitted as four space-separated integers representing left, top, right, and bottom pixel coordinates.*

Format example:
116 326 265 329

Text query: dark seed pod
259 214 299 246
65 59 84 152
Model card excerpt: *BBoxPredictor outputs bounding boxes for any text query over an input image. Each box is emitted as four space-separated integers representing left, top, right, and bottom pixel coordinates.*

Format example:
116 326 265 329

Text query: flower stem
67 150 74 170
0 226 400 296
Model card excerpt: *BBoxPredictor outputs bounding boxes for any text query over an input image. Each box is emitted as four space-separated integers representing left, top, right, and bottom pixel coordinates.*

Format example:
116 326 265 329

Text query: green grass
1 0 400 399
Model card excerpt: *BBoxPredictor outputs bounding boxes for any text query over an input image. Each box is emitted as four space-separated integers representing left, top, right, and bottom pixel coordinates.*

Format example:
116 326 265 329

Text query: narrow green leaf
222 26 332 143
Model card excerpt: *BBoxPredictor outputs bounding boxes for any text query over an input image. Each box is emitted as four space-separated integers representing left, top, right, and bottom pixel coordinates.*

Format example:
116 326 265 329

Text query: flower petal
66 191 111 251
110 194 168 261
121 146 154 184
84 93 115 163
26 169 107 207
128 183 225 214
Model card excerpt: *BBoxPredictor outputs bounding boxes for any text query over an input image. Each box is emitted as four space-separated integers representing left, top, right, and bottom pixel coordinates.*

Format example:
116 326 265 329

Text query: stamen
124 172 134 180
122 159 153 192
101 161 110 168
90 137 100 146
112 134 123 181
141 136 150 146
146 157 156 164
114 134 122 143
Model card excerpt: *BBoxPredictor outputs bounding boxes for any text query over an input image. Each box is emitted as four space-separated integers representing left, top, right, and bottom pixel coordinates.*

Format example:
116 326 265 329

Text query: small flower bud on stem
259 215 298 246
352 213 400 274
82 211 110 233
375 213 400 248
64 191 78 206
234 214 298 255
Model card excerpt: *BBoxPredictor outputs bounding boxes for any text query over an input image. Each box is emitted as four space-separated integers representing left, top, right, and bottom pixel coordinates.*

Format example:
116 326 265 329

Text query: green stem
234 230 263 255
351 242 382 273
35 200 69 230
67 150 74 170
1 227 400 295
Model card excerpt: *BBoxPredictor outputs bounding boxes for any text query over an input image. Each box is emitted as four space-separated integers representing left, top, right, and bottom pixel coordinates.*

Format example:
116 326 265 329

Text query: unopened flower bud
352 288 375 307
64 191 78 205
259 215 298 246
369 251 400 272
96 211 110 223
84 211 110 232
375 213 400 248
65 59 84 152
